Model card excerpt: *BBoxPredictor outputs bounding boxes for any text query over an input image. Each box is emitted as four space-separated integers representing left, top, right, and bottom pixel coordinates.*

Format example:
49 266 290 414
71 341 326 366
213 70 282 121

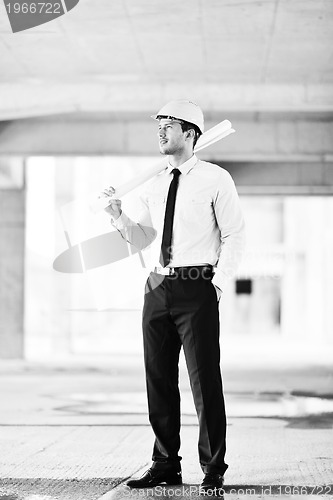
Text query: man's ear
185 129 195 141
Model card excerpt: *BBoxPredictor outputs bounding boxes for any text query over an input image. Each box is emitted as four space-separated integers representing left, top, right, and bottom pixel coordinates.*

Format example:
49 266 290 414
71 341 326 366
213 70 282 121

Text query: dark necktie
159 168 181 267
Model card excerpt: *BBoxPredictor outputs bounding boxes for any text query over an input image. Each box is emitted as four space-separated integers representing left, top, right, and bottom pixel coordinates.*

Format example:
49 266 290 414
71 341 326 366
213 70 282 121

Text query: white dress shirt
112 154 245 292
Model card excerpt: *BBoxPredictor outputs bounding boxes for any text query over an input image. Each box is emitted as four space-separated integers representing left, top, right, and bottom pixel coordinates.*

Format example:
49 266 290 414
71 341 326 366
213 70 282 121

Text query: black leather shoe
126 467 182 488
200 473 224 496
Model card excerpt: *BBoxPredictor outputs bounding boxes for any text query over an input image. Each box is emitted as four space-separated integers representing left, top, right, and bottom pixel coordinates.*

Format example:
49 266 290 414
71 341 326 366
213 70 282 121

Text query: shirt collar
166 154 198 175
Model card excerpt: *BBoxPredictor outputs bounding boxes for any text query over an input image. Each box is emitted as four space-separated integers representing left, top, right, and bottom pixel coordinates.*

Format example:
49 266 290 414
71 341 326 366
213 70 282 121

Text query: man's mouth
159 139 168 145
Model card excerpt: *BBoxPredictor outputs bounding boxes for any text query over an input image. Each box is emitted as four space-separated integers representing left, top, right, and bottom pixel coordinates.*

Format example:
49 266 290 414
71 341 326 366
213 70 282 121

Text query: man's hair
180 121 202 148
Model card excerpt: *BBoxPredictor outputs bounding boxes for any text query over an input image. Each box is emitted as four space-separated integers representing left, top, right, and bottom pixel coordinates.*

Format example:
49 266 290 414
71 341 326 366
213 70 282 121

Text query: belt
153 265 214 277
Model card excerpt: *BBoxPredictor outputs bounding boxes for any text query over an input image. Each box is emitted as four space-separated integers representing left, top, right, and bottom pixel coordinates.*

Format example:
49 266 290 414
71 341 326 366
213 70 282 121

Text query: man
104 100 245 495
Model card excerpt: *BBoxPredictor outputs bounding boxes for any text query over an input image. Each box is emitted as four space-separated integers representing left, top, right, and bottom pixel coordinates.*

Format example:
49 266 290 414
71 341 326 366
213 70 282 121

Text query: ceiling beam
0 82 333 120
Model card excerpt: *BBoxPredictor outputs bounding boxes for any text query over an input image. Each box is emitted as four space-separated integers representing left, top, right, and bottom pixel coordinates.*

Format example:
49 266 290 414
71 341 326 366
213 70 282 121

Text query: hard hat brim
150 114 182 121
151 115 204 134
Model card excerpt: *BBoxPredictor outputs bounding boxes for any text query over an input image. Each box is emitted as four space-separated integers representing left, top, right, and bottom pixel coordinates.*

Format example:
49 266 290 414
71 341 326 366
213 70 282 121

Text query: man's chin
159 146 171 155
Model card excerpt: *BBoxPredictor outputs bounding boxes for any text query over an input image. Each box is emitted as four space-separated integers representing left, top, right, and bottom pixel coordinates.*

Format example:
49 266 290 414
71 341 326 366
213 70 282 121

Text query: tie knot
171 168 181 177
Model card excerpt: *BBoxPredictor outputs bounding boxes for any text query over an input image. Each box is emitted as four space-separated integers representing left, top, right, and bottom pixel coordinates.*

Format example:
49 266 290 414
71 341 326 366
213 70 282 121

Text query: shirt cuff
111 211 127 229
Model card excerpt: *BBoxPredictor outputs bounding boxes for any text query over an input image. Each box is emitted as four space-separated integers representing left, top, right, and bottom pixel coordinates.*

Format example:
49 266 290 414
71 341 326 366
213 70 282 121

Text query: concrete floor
0 353 332 499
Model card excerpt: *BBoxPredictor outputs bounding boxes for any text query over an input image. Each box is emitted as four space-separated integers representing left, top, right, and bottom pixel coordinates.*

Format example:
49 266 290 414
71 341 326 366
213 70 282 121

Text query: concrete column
323 199 333 344
304 199 326 342
0 158 25 358
280 198 308 340
281 197 333 344
24 157 74 359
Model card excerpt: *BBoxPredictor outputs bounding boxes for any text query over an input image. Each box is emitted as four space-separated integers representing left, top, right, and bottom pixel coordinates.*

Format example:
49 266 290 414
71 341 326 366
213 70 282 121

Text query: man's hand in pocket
213 283 222 301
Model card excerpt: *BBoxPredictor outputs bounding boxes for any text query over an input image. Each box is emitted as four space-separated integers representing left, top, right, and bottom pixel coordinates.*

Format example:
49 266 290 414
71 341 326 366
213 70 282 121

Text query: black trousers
142 271 228 475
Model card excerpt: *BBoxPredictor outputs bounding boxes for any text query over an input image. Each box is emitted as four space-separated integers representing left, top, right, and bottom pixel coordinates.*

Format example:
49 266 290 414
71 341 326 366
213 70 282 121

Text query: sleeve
211 170 246 293
111 192 157 250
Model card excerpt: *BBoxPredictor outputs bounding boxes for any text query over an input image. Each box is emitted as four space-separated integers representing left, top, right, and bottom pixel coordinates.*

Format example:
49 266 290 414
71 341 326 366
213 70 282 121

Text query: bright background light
24 156 333 360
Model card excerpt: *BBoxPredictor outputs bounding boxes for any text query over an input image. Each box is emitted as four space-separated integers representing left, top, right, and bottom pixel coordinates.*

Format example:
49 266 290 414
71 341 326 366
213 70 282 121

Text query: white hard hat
151 99 204 134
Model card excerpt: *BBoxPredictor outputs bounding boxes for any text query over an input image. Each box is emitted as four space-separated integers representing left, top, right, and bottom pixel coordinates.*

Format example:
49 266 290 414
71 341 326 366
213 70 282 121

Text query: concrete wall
1 112 332 194
0 113 332 159
222 162 333 195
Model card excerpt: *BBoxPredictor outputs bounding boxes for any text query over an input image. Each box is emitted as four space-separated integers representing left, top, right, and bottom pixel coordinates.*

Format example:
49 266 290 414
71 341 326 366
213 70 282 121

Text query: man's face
157 119 186 155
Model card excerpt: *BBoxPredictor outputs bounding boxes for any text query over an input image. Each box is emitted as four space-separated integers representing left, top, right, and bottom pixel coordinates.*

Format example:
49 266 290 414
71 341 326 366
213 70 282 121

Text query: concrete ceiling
0 0 332 119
